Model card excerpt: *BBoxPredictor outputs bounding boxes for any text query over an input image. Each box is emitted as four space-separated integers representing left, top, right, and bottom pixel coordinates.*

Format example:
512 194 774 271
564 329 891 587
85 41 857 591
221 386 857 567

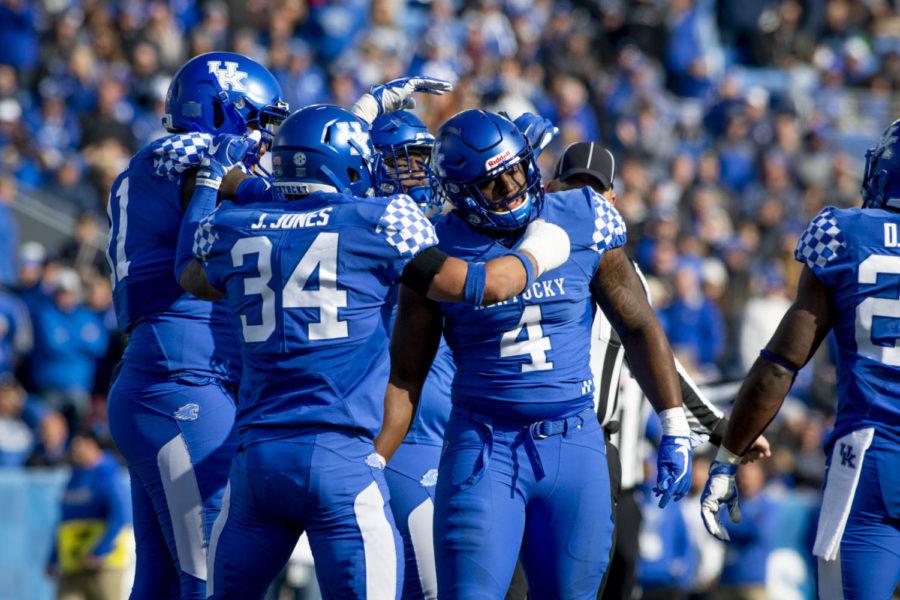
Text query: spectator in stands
715 461 778 600
57 213 107 277
662 265 726 375
46 428 130 600
636 465 697 600
0 173 18 286
0 284 30 376
30 269 108 431
739 269 792 373
0 375 40 466
14 240 49 310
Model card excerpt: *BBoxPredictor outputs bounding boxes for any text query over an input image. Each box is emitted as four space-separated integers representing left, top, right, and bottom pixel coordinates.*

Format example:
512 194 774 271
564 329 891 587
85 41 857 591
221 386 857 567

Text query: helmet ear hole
347 168 360 182
212 102 225 129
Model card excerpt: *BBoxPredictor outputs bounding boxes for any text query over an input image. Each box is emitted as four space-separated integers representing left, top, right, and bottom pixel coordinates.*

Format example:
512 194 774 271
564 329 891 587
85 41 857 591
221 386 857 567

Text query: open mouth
489 195 526 214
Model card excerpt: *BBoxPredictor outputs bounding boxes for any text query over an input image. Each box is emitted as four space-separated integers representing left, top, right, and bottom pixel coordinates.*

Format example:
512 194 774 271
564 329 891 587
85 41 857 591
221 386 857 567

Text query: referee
506 143 770 600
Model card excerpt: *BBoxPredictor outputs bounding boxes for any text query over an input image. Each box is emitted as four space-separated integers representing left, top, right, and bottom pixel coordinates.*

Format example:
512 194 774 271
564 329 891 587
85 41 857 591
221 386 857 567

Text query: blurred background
0 0 898 598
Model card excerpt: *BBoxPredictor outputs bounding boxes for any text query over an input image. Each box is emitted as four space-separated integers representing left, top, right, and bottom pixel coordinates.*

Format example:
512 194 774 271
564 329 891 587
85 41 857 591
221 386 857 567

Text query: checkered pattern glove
351 76 453 124
701 447 742 541
196 131 261 189
512 112 558 155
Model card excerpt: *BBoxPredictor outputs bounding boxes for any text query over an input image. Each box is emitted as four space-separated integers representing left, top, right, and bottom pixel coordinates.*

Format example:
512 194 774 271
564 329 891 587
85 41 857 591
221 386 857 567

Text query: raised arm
374 285 444 461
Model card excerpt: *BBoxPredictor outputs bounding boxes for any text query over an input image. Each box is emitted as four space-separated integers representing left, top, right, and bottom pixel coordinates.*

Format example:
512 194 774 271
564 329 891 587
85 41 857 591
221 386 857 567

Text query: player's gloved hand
512 112 559 155
351 76 453 124
197 131 261 189
700 446 742 541
517 218 570 276
654 407 693 508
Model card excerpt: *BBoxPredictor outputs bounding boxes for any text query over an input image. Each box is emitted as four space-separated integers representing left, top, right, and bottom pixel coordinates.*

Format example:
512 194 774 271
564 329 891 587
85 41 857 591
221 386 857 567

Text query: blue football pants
434 405 615 599
385 442 442 600
816 430 900 600
108 367 238 600
206 432 404 600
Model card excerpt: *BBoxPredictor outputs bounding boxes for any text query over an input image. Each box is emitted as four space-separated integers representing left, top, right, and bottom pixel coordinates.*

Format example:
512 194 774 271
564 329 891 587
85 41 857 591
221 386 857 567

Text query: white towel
813 427 875 561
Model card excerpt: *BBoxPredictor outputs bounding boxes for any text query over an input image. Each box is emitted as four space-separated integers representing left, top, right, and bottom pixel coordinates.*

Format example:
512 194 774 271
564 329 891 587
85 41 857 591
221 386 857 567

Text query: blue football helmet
163 52 289 157
862 119 900 211
271 104 383 198
431 109 543 231
370 111 440 213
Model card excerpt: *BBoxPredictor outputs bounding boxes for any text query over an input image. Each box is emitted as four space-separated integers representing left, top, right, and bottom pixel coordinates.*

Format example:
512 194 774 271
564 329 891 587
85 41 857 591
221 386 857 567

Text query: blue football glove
700 448 742 541
511 112 559 156
654 434 693 508
351 76 453 124
197 131 261 189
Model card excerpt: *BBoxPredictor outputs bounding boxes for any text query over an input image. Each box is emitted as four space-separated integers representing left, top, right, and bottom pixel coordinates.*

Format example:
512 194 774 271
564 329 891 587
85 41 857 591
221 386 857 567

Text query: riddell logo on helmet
485 150 513 170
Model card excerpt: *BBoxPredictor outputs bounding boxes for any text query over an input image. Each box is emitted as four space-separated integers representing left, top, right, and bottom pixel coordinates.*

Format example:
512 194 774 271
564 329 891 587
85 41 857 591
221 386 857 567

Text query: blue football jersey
435 187 627 419
794 206 900 448
194 191 438 444
105 133 242 382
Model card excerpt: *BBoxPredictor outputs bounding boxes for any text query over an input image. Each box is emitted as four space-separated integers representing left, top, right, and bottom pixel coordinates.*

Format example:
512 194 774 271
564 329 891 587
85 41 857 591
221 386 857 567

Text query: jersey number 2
856 254 900 367
500 305 553 372
231 233 348 343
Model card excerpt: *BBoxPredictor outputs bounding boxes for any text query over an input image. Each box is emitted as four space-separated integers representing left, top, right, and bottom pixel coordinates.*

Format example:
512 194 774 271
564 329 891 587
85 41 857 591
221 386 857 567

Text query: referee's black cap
553 142 616 192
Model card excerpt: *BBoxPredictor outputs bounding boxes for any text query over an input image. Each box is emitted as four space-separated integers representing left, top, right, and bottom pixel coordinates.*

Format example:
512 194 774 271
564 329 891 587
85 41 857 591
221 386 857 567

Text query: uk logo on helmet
207 60 248 92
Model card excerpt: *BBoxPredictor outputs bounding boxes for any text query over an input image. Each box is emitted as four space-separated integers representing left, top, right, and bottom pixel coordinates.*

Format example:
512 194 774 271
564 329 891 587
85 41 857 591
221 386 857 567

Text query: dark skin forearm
375 284 443 460
426 252 538 305
180 167 251 210
179 260 224 301
722 266 834 455
591 248 682 412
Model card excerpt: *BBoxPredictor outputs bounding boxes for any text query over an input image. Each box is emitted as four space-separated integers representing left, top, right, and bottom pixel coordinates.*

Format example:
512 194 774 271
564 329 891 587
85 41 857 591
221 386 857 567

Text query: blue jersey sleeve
588 188 627 255
151 133 213 180
793 206 848 287
192 206 229 290
374 194 438 283
234 177 273 205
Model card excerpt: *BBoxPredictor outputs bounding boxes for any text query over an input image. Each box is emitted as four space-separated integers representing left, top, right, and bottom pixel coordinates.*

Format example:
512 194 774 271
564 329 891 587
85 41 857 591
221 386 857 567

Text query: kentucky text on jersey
435 186 626 415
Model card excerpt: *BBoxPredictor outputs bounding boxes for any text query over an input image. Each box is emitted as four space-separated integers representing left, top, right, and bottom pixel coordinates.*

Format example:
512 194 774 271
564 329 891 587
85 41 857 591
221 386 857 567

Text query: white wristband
659 407 691 437
715 446 743 465
517 220 570 276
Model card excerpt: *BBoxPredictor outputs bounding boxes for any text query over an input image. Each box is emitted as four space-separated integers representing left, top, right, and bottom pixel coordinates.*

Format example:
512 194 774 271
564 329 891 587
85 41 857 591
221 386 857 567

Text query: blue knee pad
108 367 237 600
817 431 900 600
434 406 614 600
207 433 404 600
385 442 442 600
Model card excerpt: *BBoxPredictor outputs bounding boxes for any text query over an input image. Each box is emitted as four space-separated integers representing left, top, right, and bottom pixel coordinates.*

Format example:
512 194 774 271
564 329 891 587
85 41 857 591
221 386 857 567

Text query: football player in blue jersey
104 52 289 600
701 121 900 599
371 109 566 600
379 110 695 599
371 110 451 599
176 104 572 600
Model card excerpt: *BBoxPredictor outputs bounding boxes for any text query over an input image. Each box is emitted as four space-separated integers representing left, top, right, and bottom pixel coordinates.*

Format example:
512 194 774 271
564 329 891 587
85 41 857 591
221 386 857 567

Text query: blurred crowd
0 0 896 597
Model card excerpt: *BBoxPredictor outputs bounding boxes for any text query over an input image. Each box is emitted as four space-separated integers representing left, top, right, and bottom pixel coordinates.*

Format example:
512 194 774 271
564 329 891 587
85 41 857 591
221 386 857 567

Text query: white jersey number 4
500 305 553 372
